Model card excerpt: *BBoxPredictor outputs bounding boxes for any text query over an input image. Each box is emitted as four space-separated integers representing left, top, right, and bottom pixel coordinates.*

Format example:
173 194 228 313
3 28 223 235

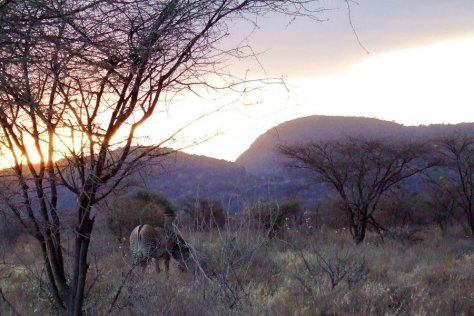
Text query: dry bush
313 197 350 230
377 188 427 228
180 197 227 231
0 215 27 245
418 182 460 235
287 241 368 313
0 231 59 315
244 200 304 238
105 190 176 240
171 218 284 312
283 227 474 315
2 213 474 315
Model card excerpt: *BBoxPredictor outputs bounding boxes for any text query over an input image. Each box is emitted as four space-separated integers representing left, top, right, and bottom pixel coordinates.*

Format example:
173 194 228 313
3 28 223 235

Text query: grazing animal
129 224 190 276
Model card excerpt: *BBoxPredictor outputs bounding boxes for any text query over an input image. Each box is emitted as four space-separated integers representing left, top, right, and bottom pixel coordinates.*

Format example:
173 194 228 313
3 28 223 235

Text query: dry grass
1 221 473 315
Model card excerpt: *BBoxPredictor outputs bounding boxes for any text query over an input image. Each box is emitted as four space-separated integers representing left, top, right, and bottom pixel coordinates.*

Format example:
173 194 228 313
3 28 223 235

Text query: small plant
291 243 367 293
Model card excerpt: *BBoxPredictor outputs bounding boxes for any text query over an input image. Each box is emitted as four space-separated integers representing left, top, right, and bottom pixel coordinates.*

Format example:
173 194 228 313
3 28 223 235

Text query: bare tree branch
281 137 433 243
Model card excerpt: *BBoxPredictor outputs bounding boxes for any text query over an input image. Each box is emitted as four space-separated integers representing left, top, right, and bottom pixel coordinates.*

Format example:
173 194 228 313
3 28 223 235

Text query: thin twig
108 267 135 314
172 223 213 283
345 0 369 54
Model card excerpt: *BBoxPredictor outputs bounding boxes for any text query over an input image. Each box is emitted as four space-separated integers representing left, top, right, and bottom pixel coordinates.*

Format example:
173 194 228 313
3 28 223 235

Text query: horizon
0 114 471 171
218 114 474 162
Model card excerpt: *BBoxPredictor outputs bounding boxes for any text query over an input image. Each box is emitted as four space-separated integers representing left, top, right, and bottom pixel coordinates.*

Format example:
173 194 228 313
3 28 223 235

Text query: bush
312 197 349 229
376 189 425 228
418 182 460 235
245 200 303 237
0 216 26 244
105 190 176 240
180 197 226 231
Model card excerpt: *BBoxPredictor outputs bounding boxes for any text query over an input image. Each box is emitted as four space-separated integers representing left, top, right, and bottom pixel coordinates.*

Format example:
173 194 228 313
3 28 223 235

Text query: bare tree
420 180 458 236
435 133 474 235
281 137 433 244
0 0 330 314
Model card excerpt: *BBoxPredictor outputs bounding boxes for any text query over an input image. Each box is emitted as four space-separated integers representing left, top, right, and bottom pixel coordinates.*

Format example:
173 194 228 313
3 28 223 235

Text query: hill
96 117 474 211
3 116 473 214
236 115 474 175
141 151 265 212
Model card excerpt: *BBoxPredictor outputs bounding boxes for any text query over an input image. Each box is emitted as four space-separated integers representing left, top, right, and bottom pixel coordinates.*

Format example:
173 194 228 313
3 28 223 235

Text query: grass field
1 220 473 315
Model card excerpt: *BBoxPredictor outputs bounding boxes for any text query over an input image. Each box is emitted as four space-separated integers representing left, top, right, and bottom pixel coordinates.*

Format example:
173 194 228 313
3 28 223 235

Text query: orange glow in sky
2 1 474 168
133 36 474 162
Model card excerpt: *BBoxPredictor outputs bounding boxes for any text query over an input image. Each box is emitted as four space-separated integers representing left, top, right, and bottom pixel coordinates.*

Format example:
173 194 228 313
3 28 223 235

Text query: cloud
234 0 474 76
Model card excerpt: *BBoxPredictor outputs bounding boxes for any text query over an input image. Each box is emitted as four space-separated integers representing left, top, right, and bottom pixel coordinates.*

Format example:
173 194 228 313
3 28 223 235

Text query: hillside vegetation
87 116 474 212
11 116 470 214
236 115 474 175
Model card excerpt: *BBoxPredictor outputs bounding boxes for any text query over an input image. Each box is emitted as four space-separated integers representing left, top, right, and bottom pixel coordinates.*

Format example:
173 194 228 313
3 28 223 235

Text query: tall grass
1 217 473 315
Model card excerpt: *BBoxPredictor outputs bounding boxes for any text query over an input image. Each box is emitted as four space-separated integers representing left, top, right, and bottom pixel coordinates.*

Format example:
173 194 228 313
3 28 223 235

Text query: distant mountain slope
236 115 474 175
5 116 473 215
137 151 272 212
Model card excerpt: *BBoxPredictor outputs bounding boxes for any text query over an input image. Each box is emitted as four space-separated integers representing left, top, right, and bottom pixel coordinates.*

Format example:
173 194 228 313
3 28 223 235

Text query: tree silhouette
0 1 329 314
435 133 474 235
281 137 433 244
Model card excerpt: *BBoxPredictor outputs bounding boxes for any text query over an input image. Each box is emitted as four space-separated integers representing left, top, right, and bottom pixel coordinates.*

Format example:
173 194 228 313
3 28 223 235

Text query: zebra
129 224 190 276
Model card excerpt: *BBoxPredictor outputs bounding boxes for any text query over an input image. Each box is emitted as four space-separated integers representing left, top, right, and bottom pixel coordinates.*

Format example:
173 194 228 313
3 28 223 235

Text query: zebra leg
139 259 148 274
164 253 170 278
154 258 161 275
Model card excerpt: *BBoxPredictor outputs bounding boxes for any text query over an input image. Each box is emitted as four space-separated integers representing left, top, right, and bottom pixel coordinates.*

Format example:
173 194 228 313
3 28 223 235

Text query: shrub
313 197 349 229
0 215 27 244
105 190 176 240
181 197 226 231
245 200 303 237
376 189 426 228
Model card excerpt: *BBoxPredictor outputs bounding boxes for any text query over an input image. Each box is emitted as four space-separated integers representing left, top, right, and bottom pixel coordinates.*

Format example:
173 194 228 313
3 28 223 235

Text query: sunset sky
136 0 474 161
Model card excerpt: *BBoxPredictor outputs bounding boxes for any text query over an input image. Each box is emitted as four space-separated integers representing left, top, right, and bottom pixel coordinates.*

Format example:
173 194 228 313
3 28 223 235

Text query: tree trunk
67 216 95 316
38 237 67 310
352 228 366 244
467 208 474 236
352 215 368 244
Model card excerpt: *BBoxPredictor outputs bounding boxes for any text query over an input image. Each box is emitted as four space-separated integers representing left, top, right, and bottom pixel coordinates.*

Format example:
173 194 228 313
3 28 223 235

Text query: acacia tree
281 137 433 244
0 0 330 314
436 133 474 235
420 180 458 235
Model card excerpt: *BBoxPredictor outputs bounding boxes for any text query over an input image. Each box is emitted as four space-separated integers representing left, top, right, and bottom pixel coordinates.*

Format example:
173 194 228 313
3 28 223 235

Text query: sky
136 0 474 161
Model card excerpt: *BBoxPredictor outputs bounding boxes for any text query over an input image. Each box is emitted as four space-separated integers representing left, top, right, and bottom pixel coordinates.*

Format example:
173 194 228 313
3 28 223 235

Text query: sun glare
178 37 474 161
131 37 474 162
2 37 473 168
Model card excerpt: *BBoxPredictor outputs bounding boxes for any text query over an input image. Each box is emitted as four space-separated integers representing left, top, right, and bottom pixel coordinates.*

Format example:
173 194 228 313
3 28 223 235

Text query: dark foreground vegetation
1 195 474 315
